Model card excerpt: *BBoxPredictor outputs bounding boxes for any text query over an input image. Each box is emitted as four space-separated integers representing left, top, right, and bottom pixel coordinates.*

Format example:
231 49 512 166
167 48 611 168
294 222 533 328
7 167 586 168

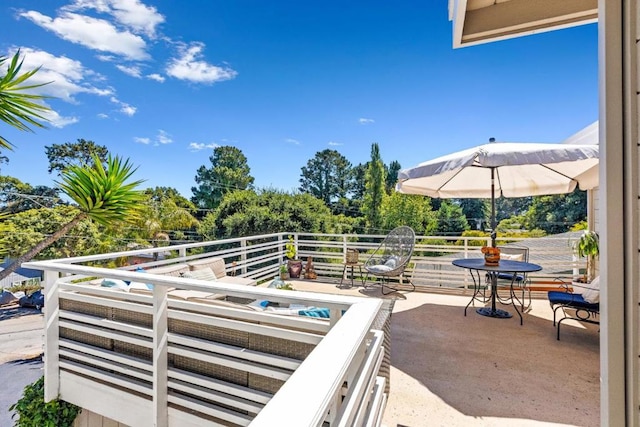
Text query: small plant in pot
279 264 288 280
572 229 599 283
285 235 302 279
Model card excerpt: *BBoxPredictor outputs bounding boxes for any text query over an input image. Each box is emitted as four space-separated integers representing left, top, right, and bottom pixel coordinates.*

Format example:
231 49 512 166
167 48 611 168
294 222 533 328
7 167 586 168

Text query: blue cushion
497 272 524 281
548 291 599 309
298 308 331 318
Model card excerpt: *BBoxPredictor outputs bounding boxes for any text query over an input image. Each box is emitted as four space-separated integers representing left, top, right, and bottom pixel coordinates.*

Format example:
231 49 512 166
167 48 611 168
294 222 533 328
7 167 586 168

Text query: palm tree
0 155 145 280
0 50 52 149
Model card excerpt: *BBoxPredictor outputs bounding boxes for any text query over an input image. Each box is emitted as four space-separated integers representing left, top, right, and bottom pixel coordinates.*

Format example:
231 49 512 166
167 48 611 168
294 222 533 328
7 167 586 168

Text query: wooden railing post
43 270 60 402
152 285 169 427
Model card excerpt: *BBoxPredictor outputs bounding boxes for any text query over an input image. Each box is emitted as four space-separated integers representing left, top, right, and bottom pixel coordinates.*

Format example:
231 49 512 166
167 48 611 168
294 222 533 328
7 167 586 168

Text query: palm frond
0 50 53 149
56 154 146 226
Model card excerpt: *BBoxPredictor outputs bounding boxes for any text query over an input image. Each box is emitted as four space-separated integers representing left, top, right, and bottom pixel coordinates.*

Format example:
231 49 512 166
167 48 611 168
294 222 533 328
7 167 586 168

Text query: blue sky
1 1 598 198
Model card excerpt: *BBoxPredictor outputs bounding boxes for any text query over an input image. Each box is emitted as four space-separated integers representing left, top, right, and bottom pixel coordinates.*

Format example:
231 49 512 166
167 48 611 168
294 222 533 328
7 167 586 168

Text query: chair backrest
365 226 416 275
498 245 529 263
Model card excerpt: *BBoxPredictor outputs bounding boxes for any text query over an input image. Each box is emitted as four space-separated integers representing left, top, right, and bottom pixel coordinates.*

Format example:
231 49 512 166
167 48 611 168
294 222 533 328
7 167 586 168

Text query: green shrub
6 280 41 294
10 376 80 427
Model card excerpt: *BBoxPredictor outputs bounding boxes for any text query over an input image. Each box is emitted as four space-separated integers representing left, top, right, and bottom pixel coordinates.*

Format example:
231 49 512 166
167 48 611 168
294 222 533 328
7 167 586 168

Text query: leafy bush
10 376 80 427
456 230 490 246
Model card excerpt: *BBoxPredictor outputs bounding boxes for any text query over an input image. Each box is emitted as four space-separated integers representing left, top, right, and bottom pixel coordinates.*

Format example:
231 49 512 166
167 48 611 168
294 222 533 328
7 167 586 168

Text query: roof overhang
448 0 598 48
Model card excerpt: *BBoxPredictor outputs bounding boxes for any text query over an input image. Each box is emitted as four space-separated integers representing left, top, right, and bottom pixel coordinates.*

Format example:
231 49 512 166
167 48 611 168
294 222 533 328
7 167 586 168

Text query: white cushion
384 258 397 268
368 265 393 273
183 267 217 281
501 253 524 261
128 281 153 292
580 276 600 304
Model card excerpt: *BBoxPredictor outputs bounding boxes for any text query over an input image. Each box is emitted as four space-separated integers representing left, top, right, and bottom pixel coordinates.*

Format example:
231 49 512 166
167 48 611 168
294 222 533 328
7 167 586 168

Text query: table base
476 307 512 319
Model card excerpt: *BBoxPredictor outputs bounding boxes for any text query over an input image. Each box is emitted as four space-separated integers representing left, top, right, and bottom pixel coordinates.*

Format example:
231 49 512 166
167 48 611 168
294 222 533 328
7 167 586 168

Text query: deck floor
287 279 600 427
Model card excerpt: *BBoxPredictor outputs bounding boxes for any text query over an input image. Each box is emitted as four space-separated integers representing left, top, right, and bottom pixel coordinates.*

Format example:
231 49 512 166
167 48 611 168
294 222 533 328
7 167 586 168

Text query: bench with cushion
186 257 257 286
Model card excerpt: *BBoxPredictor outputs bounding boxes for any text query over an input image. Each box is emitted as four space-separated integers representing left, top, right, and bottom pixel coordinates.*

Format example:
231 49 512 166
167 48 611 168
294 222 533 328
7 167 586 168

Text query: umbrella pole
489 166 499 313
491 167 496 247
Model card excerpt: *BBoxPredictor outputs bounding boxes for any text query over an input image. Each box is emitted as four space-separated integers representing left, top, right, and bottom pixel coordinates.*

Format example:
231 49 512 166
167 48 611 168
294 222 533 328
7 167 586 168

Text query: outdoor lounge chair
364 226 416 295
548 277 600 340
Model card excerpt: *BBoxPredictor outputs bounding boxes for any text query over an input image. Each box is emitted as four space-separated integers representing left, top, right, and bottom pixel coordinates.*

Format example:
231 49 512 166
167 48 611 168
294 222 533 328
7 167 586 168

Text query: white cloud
116 64 141 77
147 73 165 82
96 54 115 62
41 107 79 128
20 10 149 60
285 138 300 145
97 113 109 119
328 141 343 146
134 131 173 146
109 96 136 116
359 118 375 124
189 142 219 152
119 103 136 116
10 47 112 102
157 129 172 144
166 42 237 84
65 0 165 38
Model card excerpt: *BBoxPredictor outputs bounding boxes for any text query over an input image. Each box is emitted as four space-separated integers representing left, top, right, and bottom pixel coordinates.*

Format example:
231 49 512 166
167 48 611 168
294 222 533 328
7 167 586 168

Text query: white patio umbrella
396 140 599 246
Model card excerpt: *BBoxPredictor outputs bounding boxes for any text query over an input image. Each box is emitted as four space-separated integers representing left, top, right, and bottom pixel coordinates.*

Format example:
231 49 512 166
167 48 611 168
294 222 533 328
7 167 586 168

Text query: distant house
0 260 43 289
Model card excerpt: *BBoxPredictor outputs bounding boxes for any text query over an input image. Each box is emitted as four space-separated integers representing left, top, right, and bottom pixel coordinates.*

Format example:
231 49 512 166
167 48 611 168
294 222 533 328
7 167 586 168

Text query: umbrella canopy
396 142 599 245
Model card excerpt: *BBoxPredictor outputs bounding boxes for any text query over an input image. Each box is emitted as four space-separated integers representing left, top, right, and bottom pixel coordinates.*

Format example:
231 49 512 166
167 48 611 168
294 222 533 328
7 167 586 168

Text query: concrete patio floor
287 279 600 427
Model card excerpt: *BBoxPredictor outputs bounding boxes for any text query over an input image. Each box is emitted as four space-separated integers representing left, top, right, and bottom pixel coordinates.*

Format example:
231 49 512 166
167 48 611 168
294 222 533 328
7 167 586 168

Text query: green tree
144 186 196 211
380 192 437 235
131 188 199 255
436 200 469 235
299 149 353 205
384 160 401 195
0 155 145 281
351 163 368 200
524 189 587 234
45 139 109 174
191 146 254 210
198 189 352 239
361 143 386 232
495 196 532 223
0 149 8 171
1 205 104 260
0 50 52 149
0 176 62 213
458 198 489 230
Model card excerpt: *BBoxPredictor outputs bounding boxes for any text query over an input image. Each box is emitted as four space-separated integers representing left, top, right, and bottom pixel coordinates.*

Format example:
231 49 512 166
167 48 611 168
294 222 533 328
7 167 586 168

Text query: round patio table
452 258 542 325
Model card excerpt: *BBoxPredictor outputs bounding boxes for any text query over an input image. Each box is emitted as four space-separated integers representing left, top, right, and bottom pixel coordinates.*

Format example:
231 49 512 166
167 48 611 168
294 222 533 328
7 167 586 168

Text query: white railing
24 231 585 427
28 255 386 427
42 231 584 292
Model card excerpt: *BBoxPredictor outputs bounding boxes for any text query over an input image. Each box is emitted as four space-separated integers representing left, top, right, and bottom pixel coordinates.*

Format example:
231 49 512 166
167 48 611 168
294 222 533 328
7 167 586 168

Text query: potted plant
279 264 288 280
285 235 302 279
481 245 501 266
572 230 599 283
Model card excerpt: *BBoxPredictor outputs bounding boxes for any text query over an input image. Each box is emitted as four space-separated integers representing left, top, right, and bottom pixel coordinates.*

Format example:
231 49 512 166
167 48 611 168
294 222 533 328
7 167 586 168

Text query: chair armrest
554 277 573 292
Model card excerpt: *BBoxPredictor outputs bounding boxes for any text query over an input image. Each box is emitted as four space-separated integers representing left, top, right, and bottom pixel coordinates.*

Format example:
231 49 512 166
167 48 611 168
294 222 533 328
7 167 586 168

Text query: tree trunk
0 214 86 281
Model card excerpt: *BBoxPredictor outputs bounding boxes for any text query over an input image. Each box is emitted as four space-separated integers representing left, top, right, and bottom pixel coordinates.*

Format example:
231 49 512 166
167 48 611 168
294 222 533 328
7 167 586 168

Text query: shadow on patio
382 293 599 427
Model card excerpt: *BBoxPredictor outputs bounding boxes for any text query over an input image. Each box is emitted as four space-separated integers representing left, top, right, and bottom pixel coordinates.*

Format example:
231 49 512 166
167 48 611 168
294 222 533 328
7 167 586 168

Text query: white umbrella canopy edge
396 142 600 198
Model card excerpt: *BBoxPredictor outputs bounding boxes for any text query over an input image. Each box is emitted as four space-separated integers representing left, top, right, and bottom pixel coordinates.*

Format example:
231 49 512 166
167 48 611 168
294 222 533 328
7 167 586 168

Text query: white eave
449 0 598 48
562 121 599 146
